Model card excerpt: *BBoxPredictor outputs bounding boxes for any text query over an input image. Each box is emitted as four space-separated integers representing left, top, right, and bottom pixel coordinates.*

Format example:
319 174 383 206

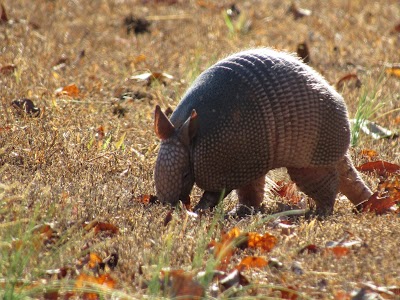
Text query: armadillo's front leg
193 190 231 211
287 167 339 215
337 153 373 206
226 176 266 217
237 176 266 208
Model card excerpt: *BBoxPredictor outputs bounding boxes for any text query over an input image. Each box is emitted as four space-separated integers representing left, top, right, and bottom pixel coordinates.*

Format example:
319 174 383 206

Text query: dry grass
1 0 400 299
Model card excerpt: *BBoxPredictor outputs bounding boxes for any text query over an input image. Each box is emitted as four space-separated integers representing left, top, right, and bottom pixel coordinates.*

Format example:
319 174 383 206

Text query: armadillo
154 48 372 215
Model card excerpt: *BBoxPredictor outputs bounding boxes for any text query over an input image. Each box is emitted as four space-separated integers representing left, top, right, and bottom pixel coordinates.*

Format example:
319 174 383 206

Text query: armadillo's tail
337 153 373 206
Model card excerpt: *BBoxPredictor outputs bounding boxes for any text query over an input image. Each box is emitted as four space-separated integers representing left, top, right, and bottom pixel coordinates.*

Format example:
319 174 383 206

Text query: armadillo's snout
154 134 194 207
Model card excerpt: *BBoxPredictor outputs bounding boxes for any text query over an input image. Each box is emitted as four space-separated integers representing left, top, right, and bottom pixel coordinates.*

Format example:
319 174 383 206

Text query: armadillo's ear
180 109 198 146
154 105 175 140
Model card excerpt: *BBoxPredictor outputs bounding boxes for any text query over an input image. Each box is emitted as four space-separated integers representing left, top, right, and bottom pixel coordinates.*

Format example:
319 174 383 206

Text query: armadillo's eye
183 172 190 179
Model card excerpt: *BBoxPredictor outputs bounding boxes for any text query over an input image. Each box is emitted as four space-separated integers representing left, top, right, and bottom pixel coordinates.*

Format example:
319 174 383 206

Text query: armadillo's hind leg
287 167 339 215
337 153 373 207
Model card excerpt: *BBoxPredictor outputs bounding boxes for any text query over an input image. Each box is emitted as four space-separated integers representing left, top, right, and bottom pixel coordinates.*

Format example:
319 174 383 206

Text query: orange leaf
386 66 400 78
357 160 400 176
361 192 397 214
279 285 299 300
84 221 119 235
245 232 278 252
95 126 105 141
208 227 241 270
222 227 241 241
55 83 80 98
359 149 378 160
93 222 119 235
132 194 158 205
76 273 116 299
335 291 352 300
274 181 302 204
88 253 103 269
0 126 11 133
336 73 361 89
236 256 268 271
161 269 205 299
97 274 116 288
133 54 146 64
325 246 350 258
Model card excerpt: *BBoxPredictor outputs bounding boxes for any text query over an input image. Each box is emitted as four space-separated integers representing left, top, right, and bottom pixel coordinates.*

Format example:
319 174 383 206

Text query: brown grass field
1 0 400 299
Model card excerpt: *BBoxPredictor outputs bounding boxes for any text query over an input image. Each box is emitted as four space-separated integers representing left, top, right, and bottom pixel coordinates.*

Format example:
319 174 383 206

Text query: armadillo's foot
226 204 261 218
337 153 373 206
287 167 339 216
237 176 266 208
193 190 230 212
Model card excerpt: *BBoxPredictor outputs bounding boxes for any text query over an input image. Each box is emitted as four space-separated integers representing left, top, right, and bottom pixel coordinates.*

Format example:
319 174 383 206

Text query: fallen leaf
325 246 350 258
288 3 311 20
357 160 400 176
103 253 119 270
336 73 362 89
226 3 240 19
0 126 12 133
274 181 303 204
132 194 158 205
1 3 8 23
84 221 119 235
236 256 268 271
359 149 378 160
334 291 352 300
298 244 320 254
196 0 221 10
55 83 80 98
386 66 400 78
76 273 116 299
88 253 103 269
362 282 400 297
296 42 310 63
278 285 299 300
133 54 146 64
393 22 400 33
354 119 398 140
208 227 241 270
0 64 17 75
244 232 278 252
11 98 41 117
361 192 397 214
164 211 173 226
130 72 173 86
53 54 69 70
161 269 205 299
95 126 105 141
124 14 151 35
219 269 249 290
93 222 119 235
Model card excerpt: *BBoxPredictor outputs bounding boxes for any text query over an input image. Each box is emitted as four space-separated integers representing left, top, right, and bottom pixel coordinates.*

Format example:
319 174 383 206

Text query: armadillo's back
170 48 350 191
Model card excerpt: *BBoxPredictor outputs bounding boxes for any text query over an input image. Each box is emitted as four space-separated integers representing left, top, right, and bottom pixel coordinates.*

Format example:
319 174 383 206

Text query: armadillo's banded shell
170 49 350 192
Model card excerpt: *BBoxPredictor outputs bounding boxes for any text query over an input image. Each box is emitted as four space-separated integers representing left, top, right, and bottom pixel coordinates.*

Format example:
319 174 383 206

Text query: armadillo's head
154 105 198 206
